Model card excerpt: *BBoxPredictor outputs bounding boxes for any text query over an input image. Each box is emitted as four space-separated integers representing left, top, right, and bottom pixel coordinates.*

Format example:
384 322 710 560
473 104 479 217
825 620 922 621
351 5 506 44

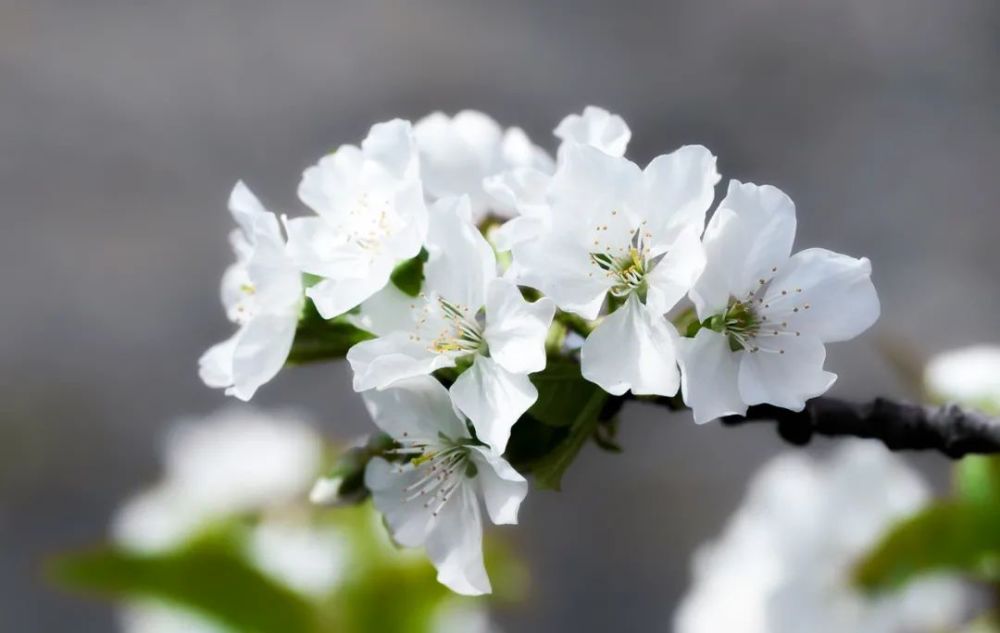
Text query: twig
720 397 1000 458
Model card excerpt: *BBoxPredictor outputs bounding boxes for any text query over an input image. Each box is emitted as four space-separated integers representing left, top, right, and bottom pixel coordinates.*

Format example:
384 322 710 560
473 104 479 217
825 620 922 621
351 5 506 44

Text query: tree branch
720 397 1000 458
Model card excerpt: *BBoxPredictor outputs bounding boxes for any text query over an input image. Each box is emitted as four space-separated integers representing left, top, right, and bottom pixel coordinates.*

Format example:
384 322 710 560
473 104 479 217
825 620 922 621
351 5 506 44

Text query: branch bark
720 397 1000 458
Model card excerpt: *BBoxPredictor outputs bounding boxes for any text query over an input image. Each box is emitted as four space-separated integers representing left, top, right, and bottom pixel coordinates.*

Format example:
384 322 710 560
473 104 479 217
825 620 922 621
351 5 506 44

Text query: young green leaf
853 501 1000 591
48 538 317 633
529 389 608 491
528 360 603 428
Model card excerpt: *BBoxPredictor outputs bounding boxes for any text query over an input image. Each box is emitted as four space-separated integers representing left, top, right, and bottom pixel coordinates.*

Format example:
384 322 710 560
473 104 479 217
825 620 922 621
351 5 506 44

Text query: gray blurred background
2 0 998 630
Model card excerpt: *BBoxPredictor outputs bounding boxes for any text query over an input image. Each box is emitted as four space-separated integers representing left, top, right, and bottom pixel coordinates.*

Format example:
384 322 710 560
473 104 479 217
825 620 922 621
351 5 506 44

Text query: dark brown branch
721 397 1000 458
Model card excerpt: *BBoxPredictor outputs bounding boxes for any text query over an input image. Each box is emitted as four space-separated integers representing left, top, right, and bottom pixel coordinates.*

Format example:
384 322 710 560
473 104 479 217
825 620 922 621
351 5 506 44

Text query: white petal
361 375 468 441
690 180 797 317
636 145 719 242
424 196 497 309
763 248 880 343
306 271 392 319
348 282 419 336
297 146 367 220
347 332 453 392
492 215 547 253
228 180 270 236
483 278 555 374
645 224 707 315
688 207 743 318
554 106 631 157
424 485 491 595
737 334 837 410
580 294 681 396
198 334 238 389
510 232 609 319
246 240 302 314
470 447 528 525
361 119 419 180
679 329 747 424
227 314 298 401
382 177 428 260
283 216 370 280
500 127 554 175
414 111 502 218
483 166 552 241
365 457 437 547
450 355 537 453
549 144 641 225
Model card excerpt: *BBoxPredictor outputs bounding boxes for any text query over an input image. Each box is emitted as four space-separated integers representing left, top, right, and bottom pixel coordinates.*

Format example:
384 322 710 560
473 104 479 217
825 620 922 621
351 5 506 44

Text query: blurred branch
720 397 1000 458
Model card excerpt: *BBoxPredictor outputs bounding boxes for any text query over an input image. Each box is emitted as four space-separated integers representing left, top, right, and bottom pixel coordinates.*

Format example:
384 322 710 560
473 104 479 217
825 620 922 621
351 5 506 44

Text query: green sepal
287 300 374 365
389 249 428 297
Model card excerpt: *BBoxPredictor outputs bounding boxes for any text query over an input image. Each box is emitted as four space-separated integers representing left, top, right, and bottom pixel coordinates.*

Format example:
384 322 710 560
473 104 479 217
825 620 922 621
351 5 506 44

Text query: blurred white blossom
924 345 1000 408
674 442 969 633
414 110 552 222
112 407 323 552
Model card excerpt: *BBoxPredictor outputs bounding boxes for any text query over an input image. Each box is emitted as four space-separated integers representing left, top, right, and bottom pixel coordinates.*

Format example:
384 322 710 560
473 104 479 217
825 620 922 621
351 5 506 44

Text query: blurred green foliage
51 532 316 633
50 505 523 633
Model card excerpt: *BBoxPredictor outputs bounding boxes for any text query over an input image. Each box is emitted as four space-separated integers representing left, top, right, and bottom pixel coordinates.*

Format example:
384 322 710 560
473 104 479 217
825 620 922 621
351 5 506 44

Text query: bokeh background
2 0 998 630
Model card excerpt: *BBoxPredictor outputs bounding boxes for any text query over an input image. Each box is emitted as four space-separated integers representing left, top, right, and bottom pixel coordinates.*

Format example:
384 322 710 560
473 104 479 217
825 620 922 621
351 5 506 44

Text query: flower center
231 282 258 325
386 434 477 517
428 298 487 355
589 227 663 299
707 300 761 351
705 268 810 354
342 191 395 254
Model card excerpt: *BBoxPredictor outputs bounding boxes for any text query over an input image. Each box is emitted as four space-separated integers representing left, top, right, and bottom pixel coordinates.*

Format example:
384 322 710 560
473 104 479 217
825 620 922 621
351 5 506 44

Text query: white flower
198 182 303 401
363 376 528 596
924 344 1000 408
347 195 555 452
512 142 718 396
112 407 323 553
488 106 631 253
414 110 553 223
284 119 428 319
673 442 969 633
681 180 880 423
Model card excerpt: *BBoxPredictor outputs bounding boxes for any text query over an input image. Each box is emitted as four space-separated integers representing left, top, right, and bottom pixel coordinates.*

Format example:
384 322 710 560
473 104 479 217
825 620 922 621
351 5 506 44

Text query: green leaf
853 501 1000 592
956 455 1000 506
528 360 603 427
287 302 374 365
529 388 608 491
48 537 318 633
390 249 428 297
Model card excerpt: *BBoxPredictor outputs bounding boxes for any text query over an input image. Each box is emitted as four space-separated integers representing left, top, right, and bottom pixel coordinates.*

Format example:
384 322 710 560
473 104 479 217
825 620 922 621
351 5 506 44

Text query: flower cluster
200 107 880 594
